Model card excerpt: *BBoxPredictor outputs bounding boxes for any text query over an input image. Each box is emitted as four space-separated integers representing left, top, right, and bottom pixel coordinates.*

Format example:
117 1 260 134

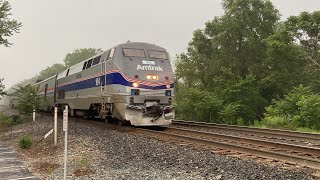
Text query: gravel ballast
0 107 318 179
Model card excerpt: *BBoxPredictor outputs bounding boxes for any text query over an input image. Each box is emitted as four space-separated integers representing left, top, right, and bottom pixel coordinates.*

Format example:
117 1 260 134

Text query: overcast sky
1 0 320 89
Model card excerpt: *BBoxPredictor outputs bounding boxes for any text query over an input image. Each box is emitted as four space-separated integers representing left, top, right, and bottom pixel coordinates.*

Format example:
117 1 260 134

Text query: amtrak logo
96 77 101 86
137 65 163 71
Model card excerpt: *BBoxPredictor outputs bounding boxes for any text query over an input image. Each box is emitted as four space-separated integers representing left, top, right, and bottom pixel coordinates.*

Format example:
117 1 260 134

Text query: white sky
1 0 319 89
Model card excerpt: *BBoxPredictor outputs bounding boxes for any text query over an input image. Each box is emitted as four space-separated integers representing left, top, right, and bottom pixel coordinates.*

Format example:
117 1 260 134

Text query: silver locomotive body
37 42 174 126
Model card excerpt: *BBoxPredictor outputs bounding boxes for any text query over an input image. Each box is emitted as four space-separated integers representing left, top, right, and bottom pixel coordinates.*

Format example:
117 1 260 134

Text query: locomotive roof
115 42 167 51
41 42 168 80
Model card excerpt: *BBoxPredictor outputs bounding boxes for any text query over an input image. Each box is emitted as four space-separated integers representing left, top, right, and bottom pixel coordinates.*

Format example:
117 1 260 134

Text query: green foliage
175 87 223 122
284 11 320 91
175 0 320 127
76 158 89 169
0 78 5 96
0 112 12 125
0 112 21 125
265 85 320 130
219 103 240 125
236 118 246 126
266 85 313 117
19 135 32 149
37 63 65 81
285 11 320 67
295 127 320 134
64 48 103 67
14 84 42 114
260 116 295 130
175 0 280 124
261 24 307 101
0 0 22 47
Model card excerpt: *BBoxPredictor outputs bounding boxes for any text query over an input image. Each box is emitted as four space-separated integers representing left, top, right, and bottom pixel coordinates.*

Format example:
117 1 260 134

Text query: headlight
133 82 139 87
152 75 158 80
147 75 151 79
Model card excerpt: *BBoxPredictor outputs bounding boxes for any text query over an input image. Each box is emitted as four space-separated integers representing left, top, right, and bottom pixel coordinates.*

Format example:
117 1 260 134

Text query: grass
0 112 22 126
253 118 320 134
295 127 320 134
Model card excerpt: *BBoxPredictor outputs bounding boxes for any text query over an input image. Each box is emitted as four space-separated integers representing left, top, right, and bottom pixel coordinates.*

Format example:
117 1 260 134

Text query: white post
63 105 68 180
32 106 35 121
54 107 57 146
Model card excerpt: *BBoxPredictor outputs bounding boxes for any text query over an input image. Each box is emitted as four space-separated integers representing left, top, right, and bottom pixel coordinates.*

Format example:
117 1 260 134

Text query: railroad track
57 116 320 170
148 120 320 170
172 120 320 145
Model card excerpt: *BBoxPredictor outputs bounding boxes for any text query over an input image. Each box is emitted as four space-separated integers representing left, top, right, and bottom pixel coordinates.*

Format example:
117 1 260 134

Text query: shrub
11 115 22 124
19 135 32 149
0 112 22 126
260 116 295 130
236 117 246 126
265 85 320 131
0 112 13 125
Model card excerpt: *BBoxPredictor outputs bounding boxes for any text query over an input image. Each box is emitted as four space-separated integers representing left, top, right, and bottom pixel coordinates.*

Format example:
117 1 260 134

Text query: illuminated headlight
152 75 158 80
166 84 171 89
147 75 151 79
133 82 139 87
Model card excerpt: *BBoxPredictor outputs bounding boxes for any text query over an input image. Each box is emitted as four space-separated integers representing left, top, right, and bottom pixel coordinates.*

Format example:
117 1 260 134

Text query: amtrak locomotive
35 42 174 126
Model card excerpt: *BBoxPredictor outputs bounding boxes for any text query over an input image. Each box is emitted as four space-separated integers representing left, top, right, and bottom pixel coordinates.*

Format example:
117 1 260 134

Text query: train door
44 84 48 101
101 60 106 95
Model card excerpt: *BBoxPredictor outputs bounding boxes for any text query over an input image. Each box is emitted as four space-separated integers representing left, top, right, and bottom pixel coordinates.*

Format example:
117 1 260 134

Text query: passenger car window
123 48 145 58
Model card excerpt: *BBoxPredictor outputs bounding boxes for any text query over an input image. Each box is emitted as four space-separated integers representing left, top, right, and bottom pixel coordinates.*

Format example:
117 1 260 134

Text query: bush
0 112 13 125
236 117 246 126
265 85 320 131
0 112 22 126
19 135 32 149
260 116 296 130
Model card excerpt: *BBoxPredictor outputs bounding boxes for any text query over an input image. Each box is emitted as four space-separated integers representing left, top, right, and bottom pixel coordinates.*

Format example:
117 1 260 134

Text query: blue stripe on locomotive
58 72 174 92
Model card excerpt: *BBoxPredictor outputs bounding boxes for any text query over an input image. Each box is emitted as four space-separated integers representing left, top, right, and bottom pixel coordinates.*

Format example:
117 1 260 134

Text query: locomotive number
96 77 101 86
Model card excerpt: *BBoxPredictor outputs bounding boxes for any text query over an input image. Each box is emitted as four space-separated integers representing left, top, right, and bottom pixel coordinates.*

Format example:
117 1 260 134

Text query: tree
284 11 320 92
37 63 65 81
260 23 308 101
175 0 280 123
0 78 5 96
285 11 320 70
0 0 22 47
64 48 103 67
14 84 42 114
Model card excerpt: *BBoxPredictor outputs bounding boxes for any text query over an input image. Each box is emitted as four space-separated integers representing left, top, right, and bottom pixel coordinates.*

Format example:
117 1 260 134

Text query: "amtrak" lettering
137 65 163 71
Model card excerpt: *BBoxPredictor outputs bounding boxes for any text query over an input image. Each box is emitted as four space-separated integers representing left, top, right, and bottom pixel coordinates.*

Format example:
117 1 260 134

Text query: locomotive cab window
82 61 87 70
92 56 101 66
123 48 145 58
148 50 168 60
86 59 93 69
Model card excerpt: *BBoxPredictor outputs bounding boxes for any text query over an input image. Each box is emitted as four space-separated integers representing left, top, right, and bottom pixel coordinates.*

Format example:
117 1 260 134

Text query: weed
19 135 32 149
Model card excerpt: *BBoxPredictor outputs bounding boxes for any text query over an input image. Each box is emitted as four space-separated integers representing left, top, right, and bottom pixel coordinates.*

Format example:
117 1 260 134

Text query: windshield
123 48 145 58
148 50 168 59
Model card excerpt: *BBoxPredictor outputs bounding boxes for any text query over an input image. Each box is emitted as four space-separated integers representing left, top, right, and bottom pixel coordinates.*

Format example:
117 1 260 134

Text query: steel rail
140 128 320 170
167 127 320 156
173 120 320 143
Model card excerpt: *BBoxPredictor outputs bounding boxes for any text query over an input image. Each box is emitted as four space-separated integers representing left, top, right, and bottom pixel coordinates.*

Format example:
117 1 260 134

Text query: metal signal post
63 105 68 180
